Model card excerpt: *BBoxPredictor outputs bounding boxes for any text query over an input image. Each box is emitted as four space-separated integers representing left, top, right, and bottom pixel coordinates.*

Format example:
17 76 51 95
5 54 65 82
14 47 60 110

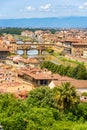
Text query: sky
0 0 87 19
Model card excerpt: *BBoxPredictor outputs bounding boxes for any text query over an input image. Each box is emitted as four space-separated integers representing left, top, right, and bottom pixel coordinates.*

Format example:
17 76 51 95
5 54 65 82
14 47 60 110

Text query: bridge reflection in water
17 50 38 56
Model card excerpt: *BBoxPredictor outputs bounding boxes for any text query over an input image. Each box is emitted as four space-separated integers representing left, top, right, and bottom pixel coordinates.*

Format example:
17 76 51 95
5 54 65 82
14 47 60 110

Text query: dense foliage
1 83 87 130
40 61 87 79
0 28 57 35
0 28 25 35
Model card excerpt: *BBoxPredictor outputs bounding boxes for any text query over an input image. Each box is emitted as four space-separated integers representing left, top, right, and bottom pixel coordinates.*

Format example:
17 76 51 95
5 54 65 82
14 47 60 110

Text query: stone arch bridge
17 43 55 55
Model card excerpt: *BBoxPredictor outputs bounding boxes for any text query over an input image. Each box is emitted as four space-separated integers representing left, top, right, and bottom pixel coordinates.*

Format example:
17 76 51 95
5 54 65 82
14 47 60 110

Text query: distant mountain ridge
0 17 87 28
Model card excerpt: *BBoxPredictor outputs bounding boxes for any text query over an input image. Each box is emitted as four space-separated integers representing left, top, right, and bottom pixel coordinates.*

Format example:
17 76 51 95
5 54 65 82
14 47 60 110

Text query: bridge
15 42 72 56
17 43 55 55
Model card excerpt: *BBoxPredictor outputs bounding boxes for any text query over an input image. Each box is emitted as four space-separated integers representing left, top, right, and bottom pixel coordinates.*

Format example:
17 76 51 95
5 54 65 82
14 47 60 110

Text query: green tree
66 67 74 77
58 65 66 76
40 61 87 80
0 94 28 130
54 82 79 111
1 113 27 130
26 107 57 130
77 102 87 121
26 87 56 108
73 64 87 79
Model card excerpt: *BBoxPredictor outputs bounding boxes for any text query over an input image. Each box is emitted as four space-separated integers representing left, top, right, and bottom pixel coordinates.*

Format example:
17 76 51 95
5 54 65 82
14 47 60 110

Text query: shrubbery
1 84 87 130
41 61 87 79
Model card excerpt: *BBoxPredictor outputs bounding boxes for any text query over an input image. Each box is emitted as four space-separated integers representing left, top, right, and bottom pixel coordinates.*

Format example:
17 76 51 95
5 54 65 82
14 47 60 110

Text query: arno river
17 50 38 56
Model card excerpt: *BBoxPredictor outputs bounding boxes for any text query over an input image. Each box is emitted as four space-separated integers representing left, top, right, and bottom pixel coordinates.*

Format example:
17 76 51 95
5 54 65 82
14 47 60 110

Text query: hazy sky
0 0 87 19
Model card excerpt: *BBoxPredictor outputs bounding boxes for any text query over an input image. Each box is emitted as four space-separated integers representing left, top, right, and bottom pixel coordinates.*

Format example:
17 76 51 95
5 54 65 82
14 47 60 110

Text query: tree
0 93 28 130
40 61 87 80
1 113 27 130
58 65 66 76
66 67 74 77
26 107 56 130
54 82 80 111
73 64 87 79
77 102 87 121
26 87 56 108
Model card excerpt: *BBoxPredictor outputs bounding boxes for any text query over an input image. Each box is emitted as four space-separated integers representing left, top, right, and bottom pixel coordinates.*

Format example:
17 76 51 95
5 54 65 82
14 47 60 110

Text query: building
6 56 39 68
48 76 87 93
0 37 9 60
17 67 87 93
17 68 61 86
72 43 87 58
55 38 87 58
0 46 9 60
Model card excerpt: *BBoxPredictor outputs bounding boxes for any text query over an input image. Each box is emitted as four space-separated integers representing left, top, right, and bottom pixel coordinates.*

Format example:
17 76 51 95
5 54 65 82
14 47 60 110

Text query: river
17 50 38 56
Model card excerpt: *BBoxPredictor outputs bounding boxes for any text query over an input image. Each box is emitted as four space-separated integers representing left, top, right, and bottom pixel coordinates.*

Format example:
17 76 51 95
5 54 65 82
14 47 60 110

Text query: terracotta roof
62 38 81 43
27 73 61 80
18 90 28 96
72 43 87 46
19 68 62 80
0 47 9 51
12 56 38 64
52 79 87 89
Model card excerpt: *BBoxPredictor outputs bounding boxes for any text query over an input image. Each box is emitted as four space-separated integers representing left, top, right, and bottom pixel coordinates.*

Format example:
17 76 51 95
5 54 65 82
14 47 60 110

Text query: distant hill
0 17 87 28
